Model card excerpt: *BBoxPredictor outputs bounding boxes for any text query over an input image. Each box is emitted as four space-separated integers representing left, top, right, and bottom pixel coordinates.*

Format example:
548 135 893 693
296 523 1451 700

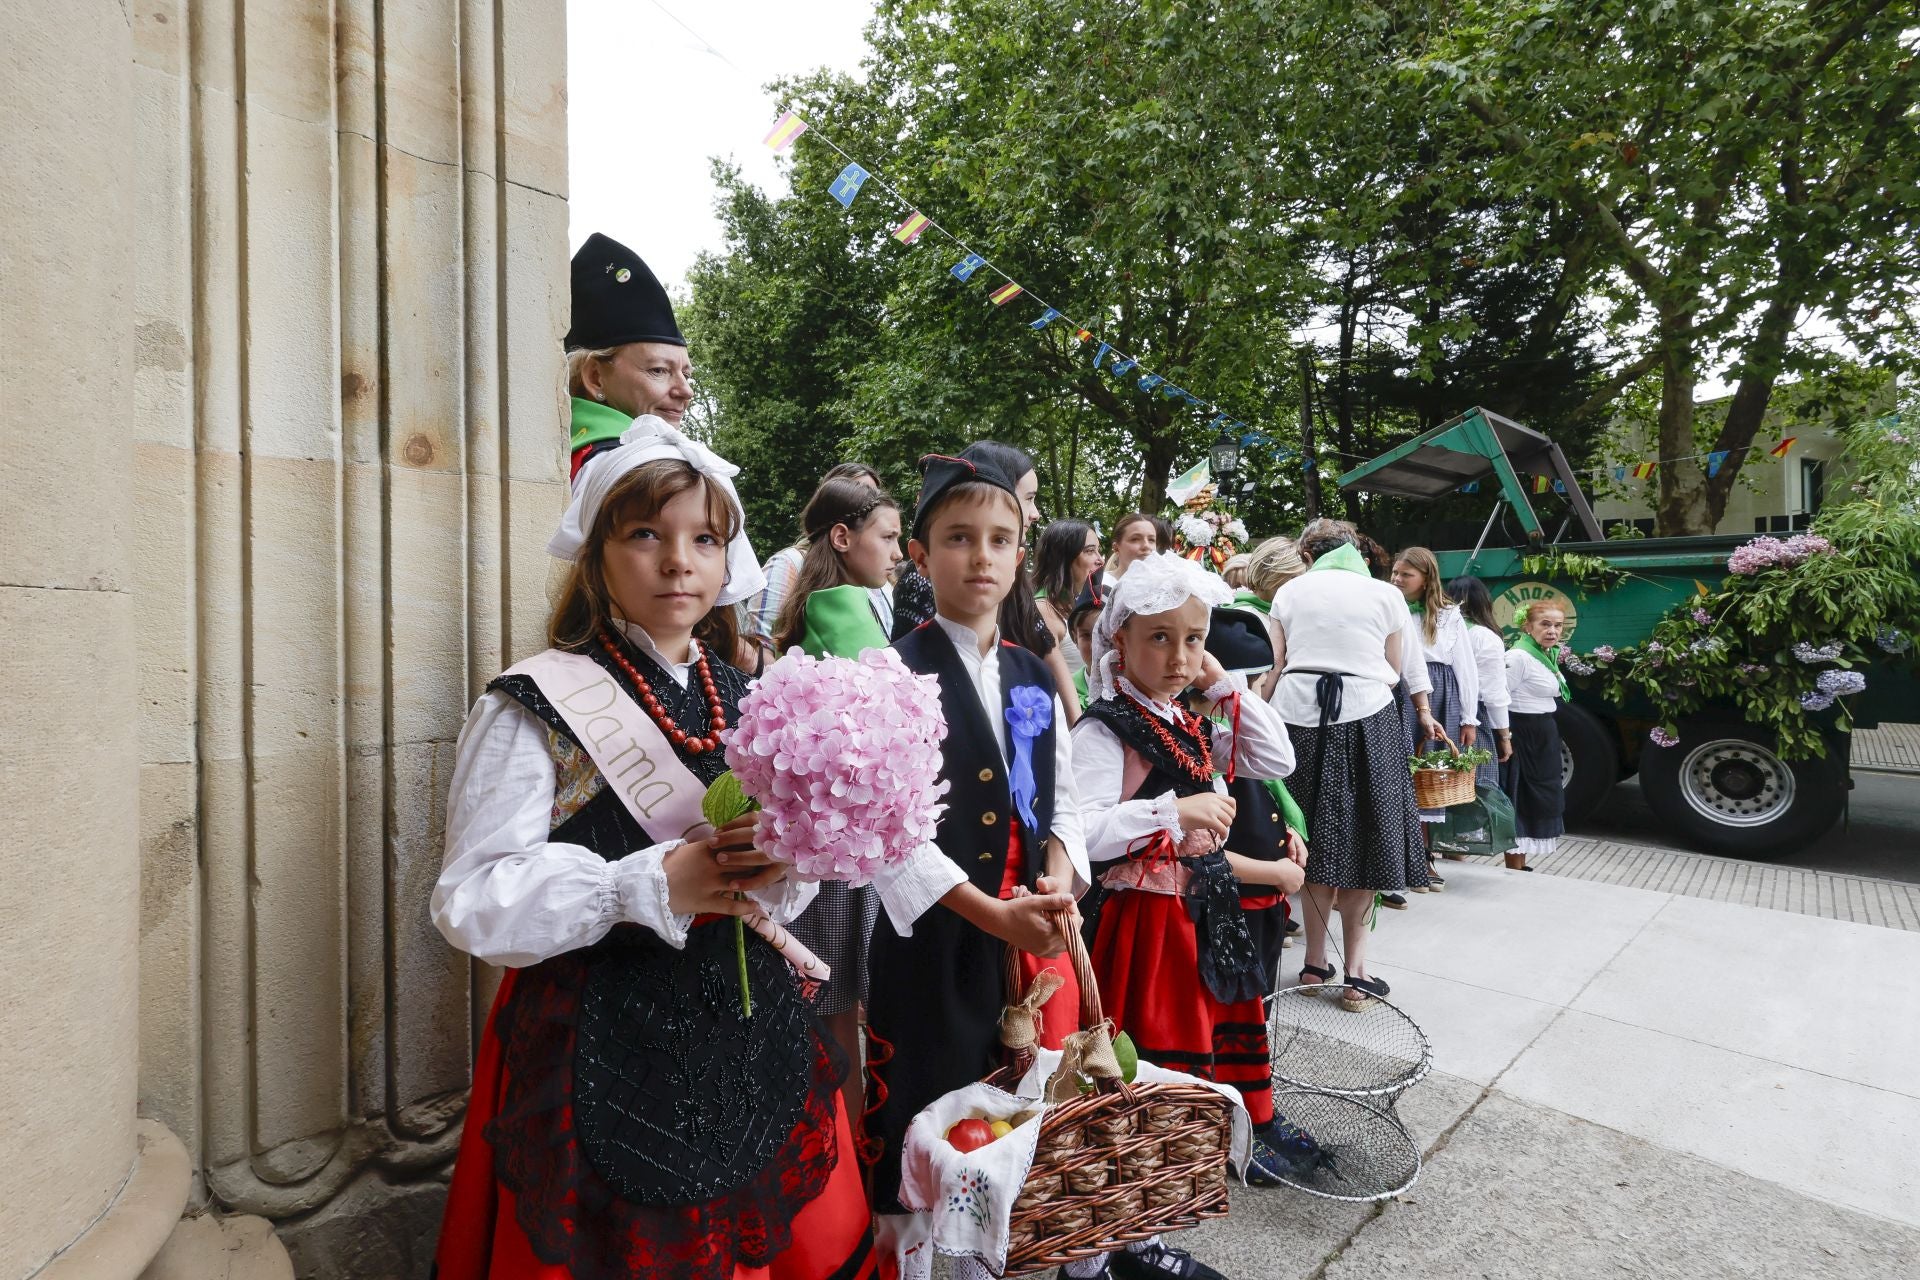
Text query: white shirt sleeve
1202 672 1295 780
872 843 967 938
1471 628 1510 730
432 691 695 967
1398 608 1433 696
1071 714 1183 863
1048 692 1092 893
1440 609 1480 728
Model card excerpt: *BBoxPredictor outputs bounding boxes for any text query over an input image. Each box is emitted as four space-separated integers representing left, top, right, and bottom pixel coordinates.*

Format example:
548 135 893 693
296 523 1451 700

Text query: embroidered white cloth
889 1050 1251 1280
547 415 766 606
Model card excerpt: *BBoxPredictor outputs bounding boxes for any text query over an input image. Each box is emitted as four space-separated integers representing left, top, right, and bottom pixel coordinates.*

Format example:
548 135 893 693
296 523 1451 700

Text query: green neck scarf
1307 542 1370 577
1231 589 1271 616
570 397 633 451
798 583 888 659
1513 632 1571 700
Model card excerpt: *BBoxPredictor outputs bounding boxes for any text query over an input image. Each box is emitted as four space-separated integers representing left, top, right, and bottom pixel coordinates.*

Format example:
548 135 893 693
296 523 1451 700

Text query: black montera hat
1205 606 1275 676
566 232 685 351
911 453 1021 540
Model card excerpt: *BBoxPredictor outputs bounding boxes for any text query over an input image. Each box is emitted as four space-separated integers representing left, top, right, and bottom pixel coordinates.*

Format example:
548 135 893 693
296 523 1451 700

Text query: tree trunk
1652 315 1712 534
1137 425 1181 514
1701 282 1802 526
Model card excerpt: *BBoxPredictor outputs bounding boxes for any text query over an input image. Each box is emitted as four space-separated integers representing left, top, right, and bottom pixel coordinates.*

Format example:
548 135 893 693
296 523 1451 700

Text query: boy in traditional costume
430 422 878 1280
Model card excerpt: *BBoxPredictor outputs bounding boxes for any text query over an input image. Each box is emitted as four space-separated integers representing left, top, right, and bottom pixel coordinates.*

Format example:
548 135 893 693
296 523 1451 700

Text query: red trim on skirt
1090 890 1273 1126
435 971 878 1280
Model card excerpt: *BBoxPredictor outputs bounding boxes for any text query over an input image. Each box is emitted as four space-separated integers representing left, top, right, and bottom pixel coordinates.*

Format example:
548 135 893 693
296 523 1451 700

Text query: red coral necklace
599 629 728 754
1123 691 1213 783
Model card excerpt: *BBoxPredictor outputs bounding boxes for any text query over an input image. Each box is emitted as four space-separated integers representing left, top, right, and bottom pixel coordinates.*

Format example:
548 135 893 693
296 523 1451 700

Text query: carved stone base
142 1214 293 1280
275 1170 453 1280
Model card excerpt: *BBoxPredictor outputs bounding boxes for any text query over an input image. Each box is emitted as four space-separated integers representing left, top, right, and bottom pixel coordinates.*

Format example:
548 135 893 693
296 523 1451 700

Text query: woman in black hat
565 232 697 479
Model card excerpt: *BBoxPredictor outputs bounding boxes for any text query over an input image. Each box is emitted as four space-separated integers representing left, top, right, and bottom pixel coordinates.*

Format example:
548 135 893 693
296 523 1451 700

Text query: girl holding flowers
769 473 904 1120
429 420 878 1280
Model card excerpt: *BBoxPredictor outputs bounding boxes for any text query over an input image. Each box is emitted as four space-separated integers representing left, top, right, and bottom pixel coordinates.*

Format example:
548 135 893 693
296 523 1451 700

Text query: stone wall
2 2 570 1277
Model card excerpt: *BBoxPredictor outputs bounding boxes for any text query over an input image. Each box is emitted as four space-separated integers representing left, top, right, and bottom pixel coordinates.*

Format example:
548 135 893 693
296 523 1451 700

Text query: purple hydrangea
1815 670 1867 697
1799 690 1836 712
1591 645 1617 664
1727 533 1835 575
1561 651 1596 676
1792 640 1844 664
1648 726 1679 748
1691 608 1713 625
1875 627 1911 655
1647 640 1664 653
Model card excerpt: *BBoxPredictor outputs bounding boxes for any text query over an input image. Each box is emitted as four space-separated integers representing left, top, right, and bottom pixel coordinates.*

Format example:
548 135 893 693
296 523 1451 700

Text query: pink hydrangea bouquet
724 647 950 882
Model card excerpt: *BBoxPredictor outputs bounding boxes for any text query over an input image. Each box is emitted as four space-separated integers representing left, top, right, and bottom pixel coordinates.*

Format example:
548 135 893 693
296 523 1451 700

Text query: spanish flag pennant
1075 327 1093 342
892 212 931 245
1632 461 1657 479
1769 437 1798 458
989 281 1024 305
761 110 809 152
1532 475 1551 494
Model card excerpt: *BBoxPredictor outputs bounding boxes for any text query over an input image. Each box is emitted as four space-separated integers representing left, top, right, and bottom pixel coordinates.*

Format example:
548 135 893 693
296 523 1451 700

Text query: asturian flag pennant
1552 478 1567 494
1462 481 1481 494
1706 449 1730 478
1030 308 1062 330
1093 342 1112 369
950 253 987 281
1137 373 1164 392
1111 356 1138 377
1613 465 1628 482
762 110 809 152
892 212 931 244
1302 454 1316 473
828 162 870 208
989 281 1024 305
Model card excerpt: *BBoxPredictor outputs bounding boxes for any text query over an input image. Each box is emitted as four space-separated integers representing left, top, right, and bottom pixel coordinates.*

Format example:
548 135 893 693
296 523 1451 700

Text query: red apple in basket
945 1118 996 1153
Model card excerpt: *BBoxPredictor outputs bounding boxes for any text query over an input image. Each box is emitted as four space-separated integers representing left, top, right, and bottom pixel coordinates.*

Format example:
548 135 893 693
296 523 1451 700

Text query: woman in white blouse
1267 520 1432 1012
1389 548 1480 893
1501 602 1571 870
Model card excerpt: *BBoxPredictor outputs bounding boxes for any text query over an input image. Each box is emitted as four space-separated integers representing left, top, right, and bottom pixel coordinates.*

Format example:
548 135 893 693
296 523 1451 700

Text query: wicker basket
1410 727 1477 809
987 918 1236 1274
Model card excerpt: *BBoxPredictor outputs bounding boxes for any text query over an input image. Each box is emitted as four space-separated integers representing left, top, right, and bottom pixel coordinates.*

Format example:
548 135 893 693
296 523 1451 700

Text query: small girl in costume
1074 553 1314 1194
1502 601 1569 871
770 475 904 1119
430 419 877 1280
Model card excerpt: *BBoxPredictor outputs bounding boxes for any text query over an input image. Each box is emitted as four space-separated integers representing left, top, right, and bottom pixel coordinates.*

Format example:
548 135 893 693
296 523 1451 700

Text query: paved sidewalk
1174 857 1920 1279
1854 723 1920 774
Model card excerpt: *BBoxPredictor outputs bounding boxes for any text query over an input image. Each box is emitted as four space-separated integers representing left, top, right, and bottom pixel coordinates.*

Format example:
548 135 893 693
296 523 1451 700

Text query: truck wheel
1637 717 1846 858
1555 703 1618 827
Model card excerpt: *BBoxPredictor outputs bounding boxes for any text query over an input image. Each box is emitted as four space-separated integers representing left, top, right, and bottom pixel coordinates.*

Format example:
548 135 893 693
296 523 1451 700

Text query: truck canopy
1337 406 1604 542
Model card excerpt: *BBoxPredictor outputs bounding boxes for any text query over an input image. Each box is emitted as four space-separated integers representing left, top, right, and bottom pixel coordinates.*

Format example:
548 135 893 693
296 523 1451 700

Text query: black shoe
1249 1116 1340 1183
1283 917 1302 936
1378 892 1409 910
1109 1242 1226 1280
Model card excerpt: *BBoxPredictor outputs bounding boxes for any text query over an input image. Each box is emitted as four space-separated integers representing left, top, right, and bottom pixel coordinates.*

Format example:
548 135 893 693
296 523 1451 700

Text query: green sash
1513 632 1571 701
798 583 887 659
570 397 634 451
1306 542 1369 576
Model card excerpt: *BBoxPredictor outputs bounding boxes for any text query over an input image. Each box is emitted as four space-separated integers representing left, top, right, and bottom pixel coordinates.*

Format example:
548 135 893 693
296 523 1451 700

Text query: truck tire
1555 703 1618 827
1637 716 1847 858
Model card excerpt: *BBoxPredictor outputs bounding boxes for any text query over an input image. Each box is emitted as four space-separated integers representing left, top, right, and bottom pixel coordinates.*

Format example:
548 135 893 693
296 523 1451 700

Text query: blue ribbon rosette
1004 685 1053 828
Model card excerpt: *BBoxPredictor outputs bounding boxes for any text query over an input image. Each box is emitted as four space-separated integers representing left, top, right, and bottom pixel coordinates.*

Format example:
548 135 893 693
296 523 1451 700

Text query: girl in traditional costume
1073 554 1309 1195
768 476 903 1121
1502 601 1570 871
1390 547 1481 891
430 420 876 1280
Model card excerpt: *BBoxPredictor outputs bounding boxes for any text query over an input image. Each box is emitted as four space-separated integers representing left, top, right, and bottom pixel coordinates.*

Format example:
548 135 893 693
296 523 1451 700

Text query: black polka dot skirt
1289 702 1429 892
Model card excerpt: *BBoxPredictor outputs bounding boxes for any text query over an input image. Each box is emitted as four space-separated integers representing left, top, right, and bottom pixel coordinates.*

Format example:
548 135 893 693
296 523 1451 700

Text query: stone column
0 1 164 1278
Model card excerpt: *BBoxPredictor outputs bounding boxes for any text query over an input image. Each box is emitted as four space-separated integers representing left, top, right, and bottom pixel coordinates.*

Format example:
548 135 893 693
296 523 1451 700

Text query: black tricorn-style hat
911 453 1021 540
1205 605 1275 676
565 232 685 351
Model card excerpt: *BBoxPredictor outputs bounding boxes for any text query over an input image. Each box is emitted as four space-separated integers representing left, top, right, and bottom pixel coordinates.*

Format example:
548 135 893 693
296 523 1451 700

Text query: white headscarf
547 416 767 607
1087 551 1233 702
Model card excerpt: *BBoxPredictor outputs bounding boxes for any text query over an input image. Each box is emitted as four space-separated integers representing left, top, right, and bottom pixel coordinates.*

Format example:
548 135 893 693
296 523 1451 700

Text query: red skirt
1090 890 1273 1126
999 821 1079 1051
435 971 879 1280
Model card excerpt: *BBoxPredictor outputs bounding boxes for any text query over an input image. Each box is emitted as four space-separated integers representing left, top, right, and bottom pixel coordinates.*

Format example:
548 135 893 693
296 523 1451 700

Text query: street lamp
1209 429 1242 508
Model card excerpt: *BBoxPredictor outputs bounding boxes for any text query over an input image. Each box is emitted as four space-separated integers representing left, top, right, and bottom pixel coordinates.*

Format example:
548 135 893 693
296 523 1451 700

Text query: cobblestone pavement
1854 723 1920 773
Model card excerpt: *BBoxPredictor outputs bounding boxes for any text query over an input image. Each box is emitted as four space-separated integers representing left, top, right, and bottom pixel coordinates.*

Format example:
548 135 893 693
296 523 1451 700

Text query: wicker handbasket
986 919 1236 1274
1410 727 1477 809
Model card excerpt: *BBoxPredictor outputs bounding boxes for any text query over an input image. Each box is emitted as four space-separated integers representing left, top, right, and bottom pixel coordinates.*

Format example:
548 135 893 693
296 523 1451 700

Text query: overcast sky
567 0 876 293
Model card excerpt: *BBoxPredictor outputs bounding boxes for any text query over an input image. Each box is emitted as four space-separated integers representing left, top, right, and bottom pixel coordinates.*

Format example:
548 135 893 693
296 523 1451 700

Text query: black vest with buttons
894 621 1058 893
864 620 1061 1213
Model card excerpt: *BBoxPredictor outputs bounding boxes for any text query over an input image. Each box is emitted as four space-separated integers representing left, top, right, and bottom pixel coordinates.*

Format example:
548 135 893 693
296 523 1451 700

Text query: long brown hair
772 477 899 653
548 459 742 657
1393 546 1453 644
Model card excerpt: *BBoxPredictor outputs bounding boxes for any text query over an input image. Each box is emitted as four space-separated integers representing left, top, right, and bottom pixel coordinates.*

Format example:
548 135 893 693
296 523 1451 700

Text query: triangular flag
1030 308 1061 330
762 111 809 152
892 212 930 244
989 281 1024 305
828 162 870 208
950 254 986 281
1706 449 1729 477
1769 437 1797 458
1613 465 1627 482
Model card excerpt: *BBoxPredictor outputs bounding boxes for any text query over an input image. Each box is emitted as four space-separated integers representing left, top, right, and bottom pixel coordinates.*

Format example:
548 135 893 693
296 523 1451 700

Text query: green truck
1338 407 1917 858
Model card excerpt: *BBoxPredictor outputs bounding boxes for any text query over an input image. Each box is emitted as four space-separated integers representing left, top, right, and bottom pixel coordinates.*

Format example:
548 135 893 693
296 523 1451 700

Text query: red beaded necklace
1123 691 1214 783
599 630 728 754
